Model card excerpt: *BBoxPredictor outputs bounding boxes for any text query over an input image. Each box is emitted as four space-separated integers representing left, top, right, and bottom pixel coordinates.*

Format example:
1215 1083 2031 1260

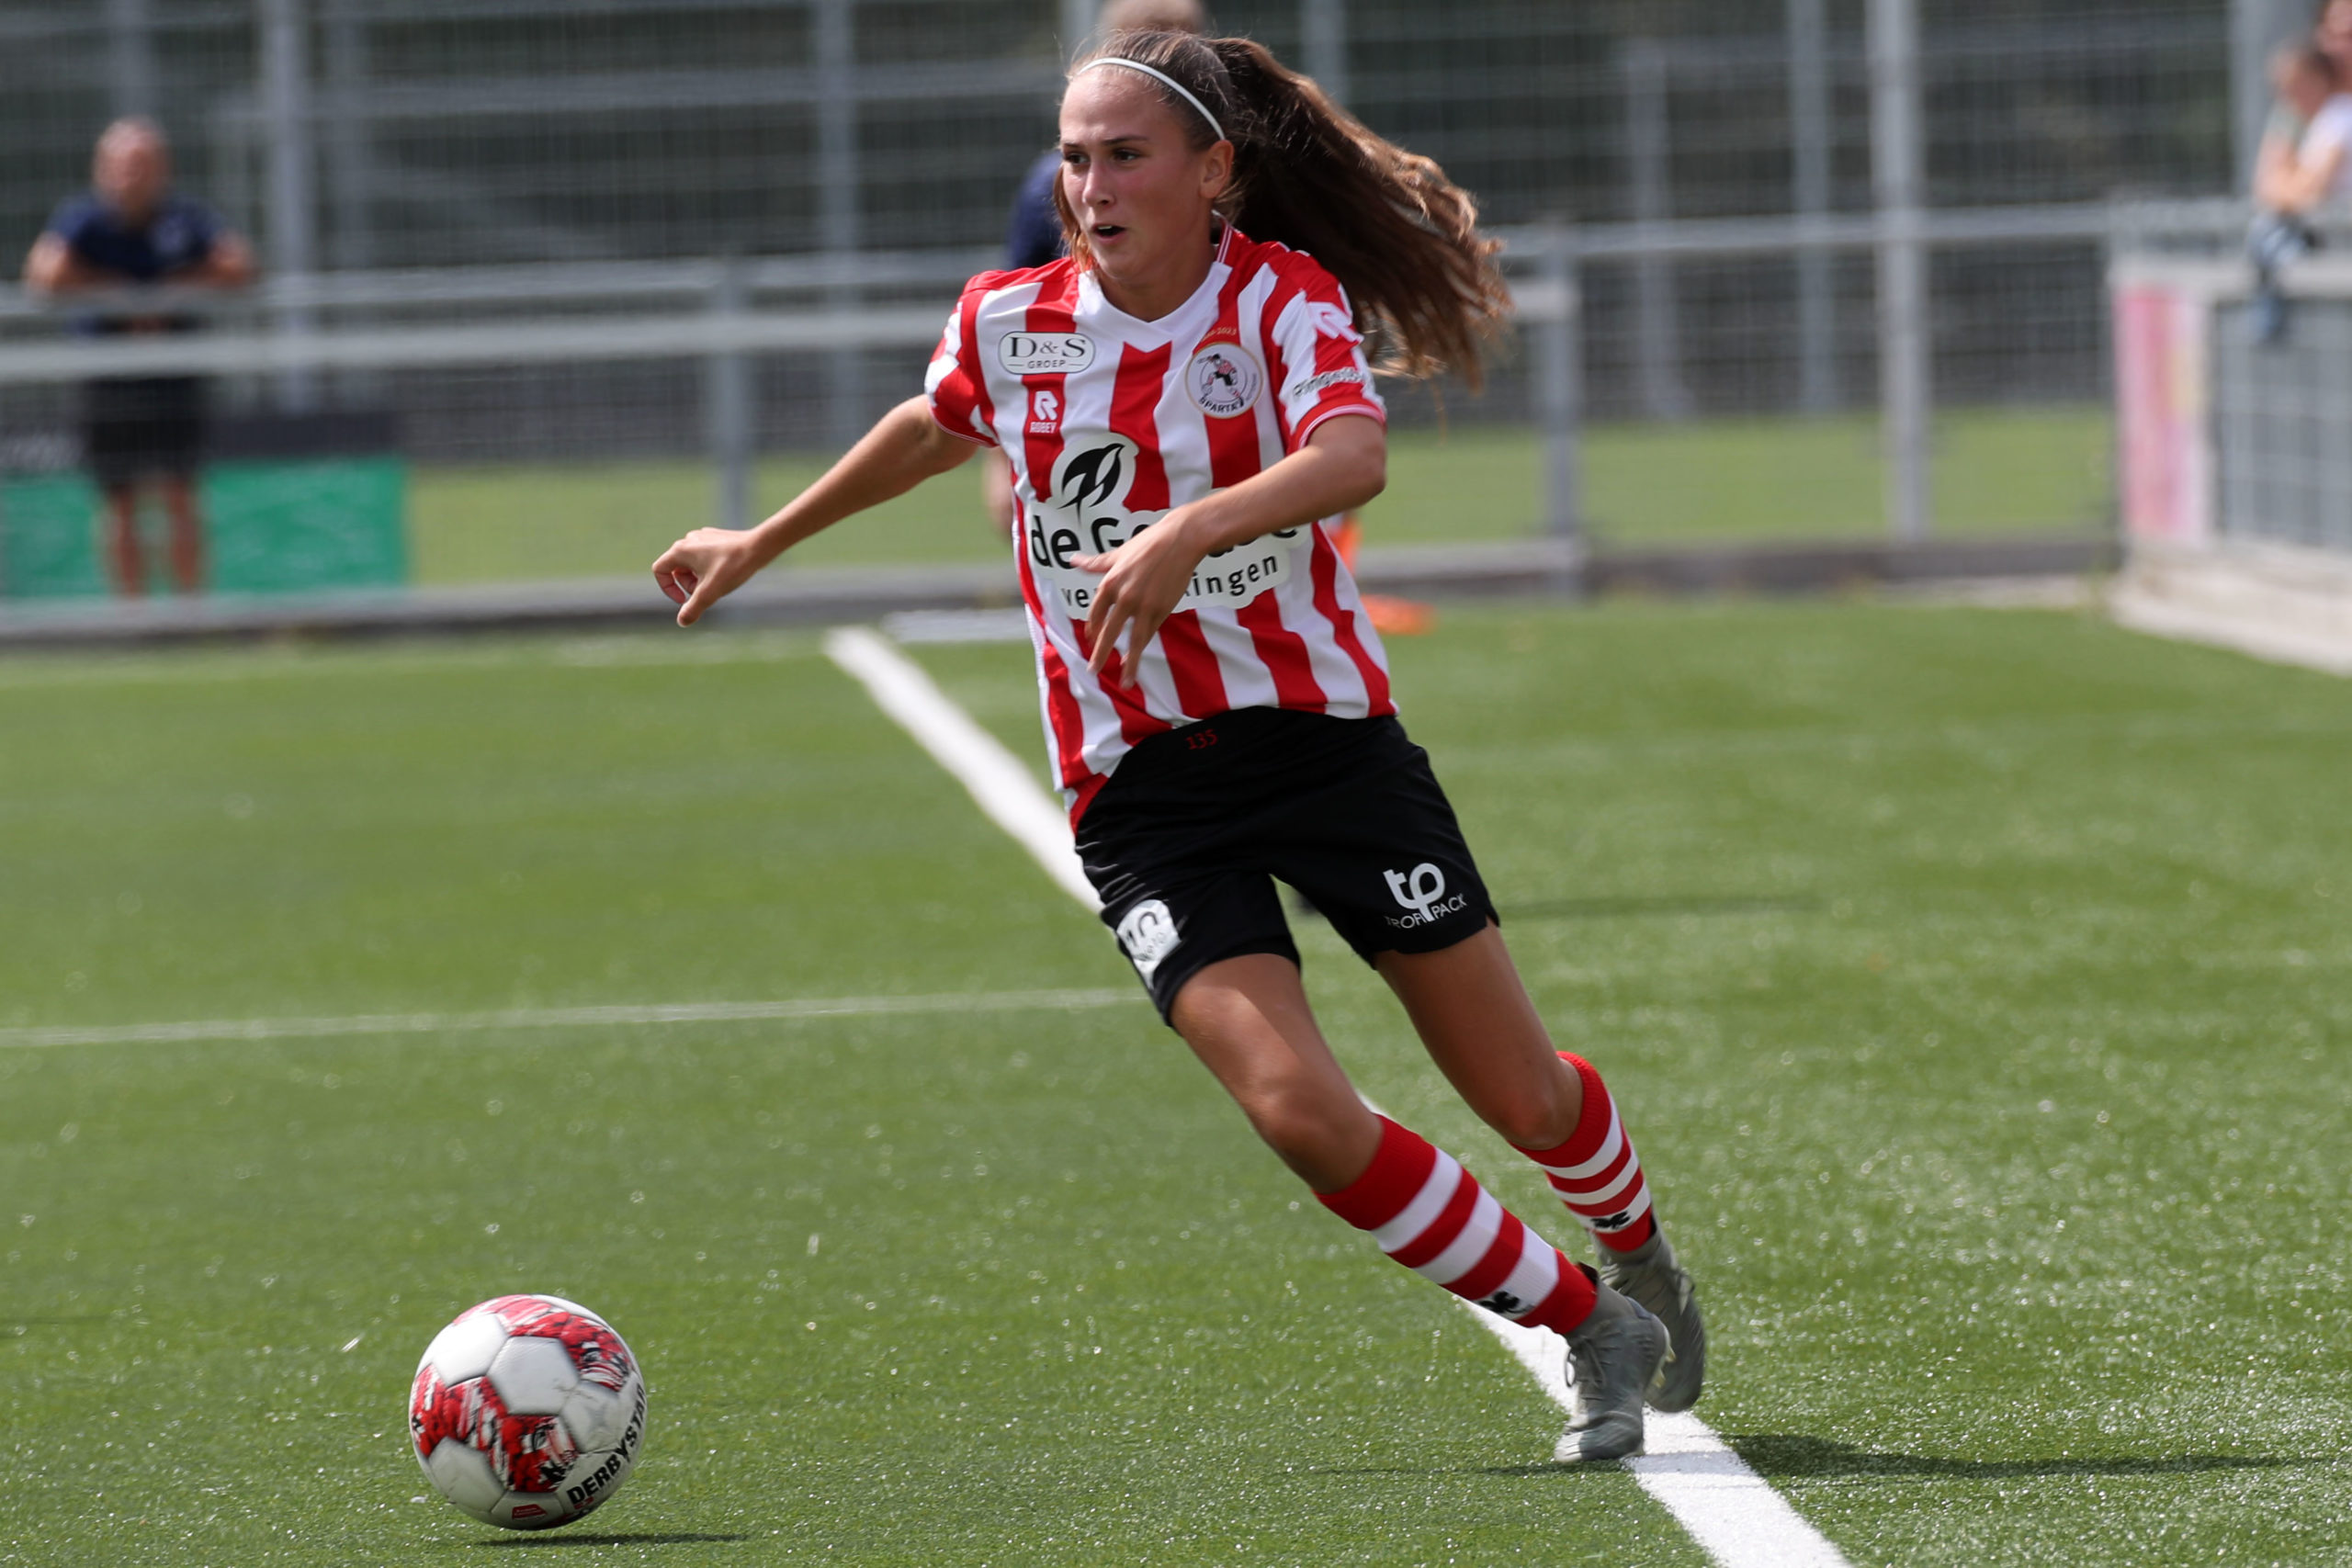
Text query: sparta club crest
1186 344 1263 418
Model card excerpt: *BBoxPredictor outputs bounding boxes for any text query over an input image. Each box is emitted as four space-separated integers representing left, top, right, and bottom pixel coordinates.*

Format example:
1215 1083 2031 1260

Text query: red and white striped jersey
925 226 1395 819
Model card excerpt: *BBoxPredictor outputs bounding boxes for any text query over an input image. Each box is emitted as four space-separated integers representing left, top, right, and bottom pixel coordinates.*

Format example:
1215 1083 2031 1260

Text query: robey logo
1026 437 1302 615
1115 898 1181 982
1303 299 1363 343
1029 389 1060 434
1384 863 1470 929
1000 331 1094 375
1187 344 1263 417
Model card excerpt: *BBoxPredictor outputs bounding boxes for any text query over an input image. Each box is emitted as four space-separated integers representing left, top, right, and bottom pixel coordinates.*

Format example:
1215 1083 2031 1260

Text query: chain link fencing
0 0 2257 596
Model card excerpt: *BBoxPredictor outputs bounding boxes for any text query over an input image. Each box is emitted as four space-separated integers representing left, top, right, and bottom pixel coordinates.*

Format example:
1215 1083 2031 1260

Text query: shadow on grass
1326 1440 2328 1483
469 1534 749 1549
1316 1464 1613 1479
1731 1435 2318 1481
1505 894 1823 921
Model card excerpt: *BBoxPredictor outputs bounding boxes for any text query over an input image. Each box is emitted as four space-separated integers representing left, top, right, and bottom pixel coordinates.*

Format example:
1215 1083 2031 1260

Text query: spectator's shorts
1075 707 1498 1022
83 377 206 487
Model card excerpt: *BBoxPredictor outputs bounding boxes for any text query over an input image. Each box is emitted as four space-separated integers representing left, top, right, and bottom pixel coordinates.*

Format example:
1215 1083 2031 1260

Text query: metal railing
0 199 2249 562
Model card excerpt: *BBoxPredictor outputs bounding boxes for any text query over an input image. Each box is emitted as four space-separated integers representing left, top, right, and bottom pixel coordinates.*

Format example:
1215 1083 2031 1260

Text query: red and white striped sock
1514 1053 1657 1254
1317 1115 1597 1335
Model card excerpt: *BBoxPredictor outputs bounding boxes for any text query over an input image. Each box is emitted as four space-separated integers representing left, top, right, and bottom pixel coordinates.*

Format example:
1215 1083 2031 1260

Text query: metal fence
2212 280 2352 555
0 0 2282 570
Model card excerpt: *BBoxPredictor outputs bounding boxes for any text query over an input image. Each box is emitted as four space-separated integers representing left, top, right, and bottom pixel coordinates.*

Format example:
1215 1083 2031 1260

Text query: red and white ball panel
409 1293 647 1531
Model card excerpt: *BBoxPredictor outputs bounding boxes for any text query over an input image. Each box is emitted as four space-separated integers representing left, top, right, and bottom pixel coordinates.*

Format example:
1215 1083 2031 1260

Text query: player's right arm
651 393 973 626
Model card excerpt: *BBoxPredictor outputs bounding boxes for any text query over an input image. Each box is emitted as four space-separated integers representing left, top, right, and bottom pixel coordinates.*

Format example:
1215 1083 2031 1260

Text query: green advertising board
0 457 408 598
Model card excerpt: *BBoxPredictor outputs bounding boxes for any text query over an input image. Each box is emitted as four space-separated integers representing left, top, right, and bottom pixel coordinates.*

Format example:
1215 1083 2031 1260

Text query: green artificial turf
5 601 2349 1565
405 406 2111 585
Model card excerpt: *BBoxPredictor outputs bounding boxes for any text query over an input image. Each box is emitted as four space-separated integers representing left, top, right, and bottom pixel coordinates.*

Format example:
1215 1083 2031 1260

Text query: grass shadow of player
1728 1434 2316 1481
1317 1463 1628 1479
1506 894 1825 921
468 1534 751 1548
1283 890 1824 924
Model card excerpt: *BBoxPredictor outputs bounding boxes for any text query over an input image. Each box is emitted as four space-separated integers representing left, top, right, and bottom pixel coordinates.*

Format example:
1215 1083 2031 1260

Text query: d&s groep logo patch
1187 344 1262 418
1000 331 1095 376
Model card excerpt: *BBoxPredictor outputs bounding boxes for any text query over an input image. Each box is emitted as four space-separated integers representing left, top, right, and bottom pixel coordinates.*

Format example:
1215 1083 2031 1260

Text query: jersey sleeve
923 282 1000 447
1266 267 1386 451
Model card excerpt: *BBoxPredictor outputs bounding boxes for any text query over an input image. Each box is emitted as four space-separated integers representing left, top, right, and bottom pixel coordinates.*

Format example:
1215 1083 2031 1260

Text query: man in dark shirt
22 118 255 595
1002 149 1068 275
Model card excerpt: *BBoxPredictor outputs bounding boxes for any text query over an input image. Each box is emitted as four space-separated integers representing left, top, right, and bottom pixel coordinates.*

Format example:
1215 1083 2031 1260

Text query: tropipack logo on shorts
1000 331 1095 376
1187 344 1262 418
1384 863 1470 930
1115 898 1181 983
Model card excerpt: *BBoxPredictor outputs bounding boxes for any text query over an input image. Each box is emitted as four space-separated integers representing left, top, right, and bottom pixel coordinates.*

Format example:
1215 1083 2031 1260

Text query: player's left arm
1075 412 1385 684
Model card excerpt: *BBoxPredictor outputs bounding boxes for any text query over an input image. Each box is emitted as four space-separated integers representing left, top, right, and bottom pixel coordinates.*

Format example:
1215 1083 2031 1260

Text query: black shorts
83 377 206 487
1076 707 1498 1021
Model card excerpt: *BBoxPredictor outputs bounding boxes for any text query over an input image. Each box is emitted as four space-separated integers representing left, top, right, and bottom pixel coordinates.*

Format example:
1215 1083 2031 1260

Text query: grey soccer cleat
1598 1226 1707 1414
1553 1271 1671 1464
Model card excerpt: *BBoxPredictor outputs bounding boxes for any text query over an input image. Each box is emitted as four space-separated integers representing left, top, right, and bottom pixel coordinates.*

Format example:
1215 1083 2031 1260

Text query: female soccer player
653 28 1706 1461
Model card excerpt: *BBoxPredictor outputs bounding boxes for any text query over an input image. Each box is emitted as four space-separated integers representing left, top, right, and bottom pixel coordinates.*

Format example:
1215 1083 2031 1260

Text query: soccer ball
409 1294 647 1530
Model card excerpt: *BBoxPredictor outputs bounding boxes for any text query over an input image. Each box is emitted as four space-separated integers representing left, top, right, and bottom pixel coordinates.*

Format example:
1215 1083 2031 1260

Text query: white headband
1076 56 1227 144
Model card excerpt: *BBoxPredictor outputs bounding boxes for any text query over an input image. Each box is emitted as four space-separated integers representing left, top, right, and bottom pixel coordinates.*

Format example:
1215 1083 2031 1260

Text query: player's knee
1242 1086 1352 1167
1476 1067 1581 1151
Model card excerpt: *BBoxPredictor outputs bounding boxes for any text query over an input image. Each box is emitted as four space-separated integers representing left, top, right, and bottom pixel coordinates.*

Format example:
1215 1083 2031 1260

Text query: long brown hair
1056 30 1509 388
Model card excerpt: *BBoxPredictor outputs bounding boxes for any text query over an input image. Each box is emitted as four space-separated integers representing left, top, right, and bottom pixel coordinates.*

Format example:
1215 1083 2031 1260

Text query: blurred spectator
2248 45 2351 343
982 0 1210 536
2321 0 2352 83
21 118 255 594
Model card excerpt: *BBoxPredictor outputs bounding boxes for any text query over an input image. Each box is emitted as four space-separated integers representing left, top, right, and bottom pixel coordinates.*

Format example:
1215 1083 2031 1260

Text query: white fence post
1534 225 1586 576
258 0 319 413
1061 0 1095 61
105 0 156 118
1625 39 1693 423
1302 0 1349 107
817 0 862 451
322 0 373 271
1787 0 1838 413
1868 0 1931 540
708 258 753 532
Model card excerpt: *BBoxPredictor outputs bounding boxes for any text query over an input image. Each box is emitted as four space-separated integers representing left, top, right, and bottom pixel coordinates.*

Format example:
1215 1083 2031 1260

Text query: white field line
0 988 1135 1052
1464 1310 1852 1568
823 626 1102 911
831 624 1850 1568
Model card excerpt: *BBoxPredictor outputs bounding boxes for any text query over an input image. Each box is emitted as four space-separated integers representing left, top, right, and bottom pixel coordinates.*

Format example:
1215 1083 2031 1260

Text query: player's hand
651 527 763 627
1074 508 1208 687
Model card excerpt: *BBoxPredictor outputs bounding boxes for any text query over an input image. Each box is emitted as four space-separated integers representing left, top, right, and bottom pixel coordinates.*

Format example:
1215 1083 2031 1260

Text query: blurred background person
21 118 255 595
2320 0 2352 84
2247 44 2352 342
981 0 1210 539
